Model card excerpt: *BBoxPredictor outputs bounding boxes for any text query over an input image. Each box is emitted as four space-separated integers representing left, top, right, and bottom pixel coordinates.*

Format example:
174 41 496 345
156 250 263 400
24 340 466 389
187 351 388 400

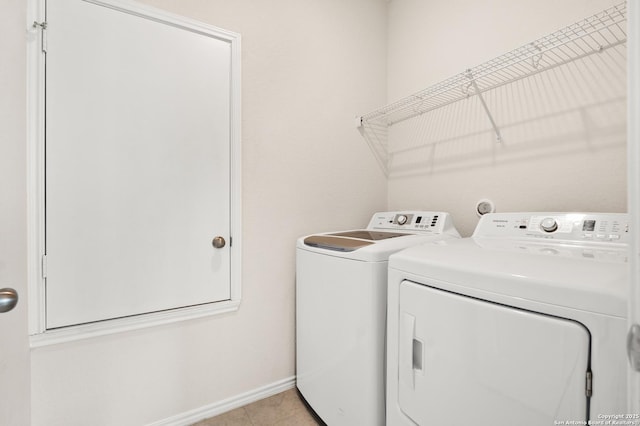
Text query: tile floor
191 388 324 426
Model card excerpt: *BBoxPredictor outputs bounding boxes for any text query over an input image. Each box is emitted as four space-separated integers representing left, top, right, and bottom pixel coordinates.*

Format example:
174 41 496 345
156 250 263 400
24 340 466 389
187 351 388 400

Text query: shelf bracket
465 70 503 143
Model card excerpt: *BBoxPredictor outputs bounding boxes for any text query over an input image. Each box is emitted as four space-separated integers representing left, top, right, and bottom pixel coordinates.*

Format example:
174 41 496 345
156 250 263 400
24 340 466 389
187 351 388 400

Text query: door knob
212 236 226 249
0 288 18 313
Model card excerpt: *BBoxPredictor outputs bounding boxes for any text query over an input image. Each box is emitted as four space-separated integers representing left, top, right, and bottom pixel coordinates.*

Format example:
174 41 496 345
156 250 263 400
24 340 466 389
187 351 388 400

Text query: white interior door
398 281 590 426
0 4 30 418
45 0 233 328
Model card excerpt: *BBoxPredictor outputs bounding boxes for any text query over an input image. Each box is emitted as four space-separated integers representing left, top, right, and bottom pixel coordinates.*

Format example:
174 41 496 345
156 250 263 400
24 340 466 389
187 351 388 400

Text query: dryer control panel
474 212 630 244
367 211 459 236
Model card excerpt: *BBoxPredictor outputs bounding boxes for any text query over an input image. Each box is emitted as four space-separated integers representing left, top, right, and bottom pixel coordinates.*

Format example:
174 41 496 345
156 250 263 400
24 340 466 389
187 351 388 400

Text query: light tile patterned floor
191 388 323 426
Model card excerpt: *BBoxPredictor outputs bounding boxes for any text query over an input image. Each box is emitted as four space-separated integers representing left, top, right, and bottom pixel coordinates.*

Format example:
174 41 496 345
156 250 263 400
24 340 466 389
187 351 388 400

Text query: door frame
629 0 640 415
26 0 242 347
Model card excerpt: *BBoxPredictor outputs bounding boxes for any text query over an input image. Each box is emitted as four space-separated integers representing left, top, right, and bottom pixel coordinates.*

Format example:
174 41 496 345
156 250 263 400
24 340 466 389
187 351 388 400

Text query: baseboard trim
146 376 297 426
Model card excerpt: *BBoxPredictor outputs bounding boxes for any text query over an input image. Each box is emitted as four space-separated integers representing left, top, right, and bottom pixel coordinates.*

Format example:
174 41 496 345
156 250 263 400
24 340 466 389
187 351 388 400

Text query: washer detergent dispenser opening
386 212 629 426
295 211 460 426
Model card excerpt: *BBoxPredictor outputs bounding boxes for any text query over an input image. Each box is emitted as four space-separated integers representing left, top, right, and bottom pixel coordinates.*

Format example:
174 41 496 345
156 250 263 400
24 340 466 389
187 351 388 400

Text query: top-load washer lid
304 231 409 252
297 211 461 262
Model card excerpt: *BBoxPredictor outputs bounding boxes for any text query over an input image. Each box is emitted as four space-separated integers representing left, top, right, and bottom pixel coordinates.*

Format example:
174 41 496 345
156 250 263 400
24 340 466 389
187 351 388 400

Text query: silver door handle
0 288 18 313
212 236 226 249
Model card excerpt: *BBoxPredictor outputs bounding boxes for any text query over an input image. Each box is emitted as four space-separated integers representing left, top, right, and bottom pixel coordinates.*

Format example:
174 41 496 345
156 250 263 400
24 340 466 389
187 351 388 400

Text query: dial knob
540 217 558 233
396 214 408 225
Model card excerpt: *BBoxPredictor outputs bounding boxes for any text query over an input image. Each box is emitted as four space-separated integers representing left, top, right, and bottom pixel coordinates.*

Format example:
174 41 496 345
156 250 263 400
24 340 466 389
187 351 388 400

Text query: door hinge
585 371 593 397
41 254 48 279
32 21 47 53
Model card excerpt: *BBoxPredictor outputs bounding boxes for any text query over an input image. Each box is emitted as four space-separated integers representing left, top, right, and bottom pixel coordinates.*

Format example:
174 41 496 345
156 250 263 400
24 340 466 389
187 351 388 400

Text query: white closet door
45 0 232 328
398 281 590 426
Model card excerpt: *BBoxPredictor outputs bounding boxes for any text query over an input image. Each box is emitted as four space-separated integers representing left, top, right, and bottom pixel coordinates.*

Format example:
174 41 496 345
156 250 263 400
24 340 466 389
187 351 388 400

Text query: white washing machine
296 211 460 426
386 212 629 426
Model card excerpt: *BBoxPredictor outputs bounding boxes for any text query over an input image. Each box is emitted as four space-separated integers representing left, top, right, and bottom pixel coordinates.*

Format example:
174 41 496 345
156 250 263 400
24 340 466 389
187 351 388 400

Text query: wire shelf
358 2 627 175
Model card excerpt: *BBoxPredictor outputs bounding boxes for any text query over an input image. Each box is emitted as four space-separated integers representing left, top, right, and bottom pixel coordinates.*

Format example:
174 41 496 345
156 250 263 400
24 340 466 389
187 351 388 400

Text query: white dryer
296 211 460 426
386 212 629 426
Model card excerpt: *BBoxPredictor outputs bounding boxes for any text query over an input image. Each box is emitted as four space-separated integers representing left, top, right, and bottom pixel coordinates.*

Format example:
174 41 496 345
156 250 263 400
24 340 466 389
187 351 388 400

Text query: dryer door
397 280 590 426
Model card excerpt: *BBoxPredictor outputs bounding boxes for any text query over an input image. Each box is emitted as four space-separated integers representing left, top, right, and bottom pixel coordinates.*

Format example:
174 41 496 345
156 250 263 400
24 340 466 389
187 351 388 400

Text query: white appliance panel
296 249 387 425
398 280 590 426
296 211 460 425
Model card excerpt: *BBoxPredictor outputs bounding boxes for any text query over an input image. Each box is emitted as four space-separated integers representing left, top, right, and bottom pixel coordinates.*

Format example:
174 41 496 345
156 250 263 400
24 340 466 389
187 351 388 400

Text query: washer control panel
474 212 630 243
367 211 458 235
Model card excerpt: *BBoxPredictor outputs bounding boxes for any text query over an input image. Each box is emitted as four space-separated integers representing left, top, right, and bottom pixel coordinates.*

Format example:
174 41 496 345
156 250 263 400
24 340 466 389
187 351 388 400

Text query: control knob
540 217 558 233
396 214 408 225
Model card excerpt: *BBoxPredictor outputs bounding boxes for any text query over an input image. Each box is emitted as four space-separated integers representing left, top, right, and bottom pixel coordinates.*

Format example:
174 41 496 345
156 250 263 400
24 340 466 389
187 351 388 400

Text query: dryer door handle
627 323 640 371
399 313 423 390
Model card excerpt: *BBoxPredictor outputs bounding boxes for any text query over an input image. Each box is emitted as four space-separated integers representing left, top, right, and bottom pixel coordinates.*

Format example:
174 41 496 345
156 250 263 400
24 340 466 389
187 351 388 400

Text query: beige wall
386 0 627 236
29 1 387 424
